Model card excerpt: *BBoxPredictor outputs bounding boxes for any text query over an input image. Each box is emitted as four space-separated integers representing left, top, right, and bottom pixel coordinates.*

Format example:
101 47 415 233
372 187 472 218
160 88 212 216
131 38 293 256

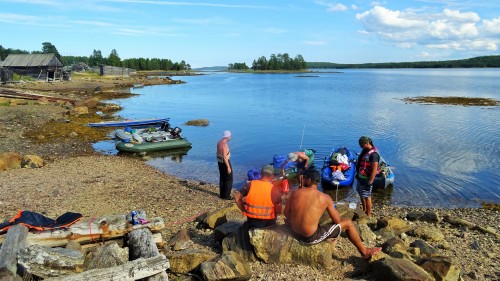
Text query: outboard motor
160 121 171 132
171 127 182 138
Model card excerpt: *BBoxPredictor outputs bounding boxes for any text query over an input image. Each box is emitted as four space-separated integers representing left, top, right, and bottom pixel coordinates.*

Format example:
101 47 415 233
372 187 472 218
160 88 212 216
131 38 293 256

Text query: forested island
228 53 307 71
307 55 500 69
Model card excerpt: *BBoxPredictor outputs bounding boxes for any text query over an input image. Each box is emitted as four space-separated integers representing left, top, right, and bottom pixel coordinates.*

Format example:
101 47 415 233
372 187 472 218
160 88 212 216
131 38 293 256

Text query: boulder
167 228 191 251
410 239 439 257
357 223 377 244
377 217 413 234
204 204 240 229
83 242 128 270
407 211 440 223
18 244 84 278
222 222 257 262
200 251 252 281
214 221 243 241
75 97 100 109
418 256 461 281
168 249 216 274
70 106 89 116
370 256 433 281
410 226 445 242
248 225 336 269
0 152 22 171
21 154 44 169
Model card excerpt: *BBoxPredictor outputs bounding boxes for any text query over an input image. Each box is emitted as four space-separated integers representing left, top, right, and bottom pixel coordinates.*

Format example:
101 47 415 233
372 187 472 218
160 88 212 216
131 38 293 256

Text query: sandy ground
1 75 499 280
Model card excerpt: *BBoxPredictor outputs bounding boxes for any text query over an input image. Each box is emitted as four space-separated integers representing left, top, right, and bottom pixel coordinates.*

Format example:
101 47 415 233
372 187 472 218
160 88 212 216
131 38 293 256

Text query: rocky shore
0 76 498 280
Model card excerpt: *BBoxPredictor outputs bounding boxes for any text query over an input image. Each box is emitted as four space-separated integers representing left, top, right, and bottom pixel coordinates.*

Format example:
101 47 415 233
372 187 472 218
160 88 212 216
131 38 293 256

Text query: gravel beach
1 77 498 280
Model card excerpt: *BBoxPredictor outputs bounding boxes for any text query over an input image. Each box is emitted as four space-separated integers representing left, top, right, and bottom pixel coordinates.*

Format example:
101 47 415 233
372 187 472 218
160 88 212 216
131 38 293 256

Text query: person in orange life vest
235 165 283 228
355 136 381 216
216 130 233 200
281 151 310 188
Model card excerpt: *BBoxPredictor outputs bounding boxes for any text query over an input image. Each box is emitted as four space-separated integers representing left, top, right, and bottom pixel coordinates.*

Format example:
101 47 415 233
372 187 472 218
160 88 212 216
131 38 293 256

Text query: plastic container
349 202 357 209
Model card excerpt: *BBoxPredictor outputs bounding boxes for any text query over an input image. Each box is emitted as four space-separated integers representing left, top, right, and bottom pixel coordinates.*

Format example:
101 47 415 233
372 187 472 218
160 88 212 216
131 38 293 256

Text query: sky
0 0 499 68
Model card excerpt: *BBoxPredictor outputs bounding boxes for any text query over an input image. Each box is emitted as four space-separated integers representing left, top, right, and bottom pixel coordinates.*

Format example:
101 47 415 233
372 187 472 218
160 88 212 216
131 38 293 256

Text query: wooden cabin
0 53 68 82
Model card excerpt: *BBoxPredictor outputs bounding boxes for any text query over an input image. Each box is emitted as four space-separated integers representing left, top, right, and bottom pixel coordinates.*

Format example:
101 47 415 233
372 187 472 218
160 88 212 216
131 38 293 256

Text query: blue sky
1 0 499 68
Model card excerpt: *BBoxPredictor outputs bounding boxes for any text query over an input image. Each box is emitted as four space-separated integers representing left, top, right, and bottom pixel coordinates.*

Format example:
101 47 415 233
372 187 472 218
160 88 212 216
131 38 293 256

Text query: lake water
94 69 500 208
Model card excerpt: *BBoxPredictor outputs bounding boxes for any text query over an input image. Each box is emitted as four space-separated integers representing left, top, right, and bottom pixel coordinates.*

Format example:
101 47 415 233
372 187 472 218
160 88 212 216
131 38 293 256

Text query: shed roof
1 54 63 67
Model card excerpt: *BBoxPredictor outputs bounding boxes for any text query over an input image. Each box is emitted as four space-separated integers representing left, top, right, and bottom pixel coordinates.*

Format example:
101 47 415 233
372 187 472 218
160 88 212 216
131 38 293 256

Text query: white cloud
481 17 500 35
356 6 499 52
304 41 327 46
314 1 348 12
327 3 347 12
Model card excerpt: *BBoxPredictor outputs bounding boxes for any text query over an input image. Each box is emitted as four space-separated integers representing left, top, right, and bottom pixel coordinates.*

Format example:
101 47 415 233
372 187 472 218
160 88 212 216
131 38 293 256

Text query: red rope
165 210 208 227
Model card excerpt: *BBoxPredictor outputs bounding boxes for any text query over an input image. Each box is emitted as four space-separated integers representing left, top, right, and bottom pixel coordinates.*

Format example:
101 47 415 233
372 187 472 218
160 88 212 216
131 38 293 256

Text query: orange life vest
243 180 275 219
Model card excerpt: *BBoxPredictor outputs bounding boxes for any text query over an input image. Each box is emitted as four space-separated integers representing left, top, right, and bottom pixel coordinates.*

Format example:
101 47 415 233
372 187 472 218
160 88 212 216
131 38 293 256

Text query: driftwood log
0 215 165 248
0 224 29 280
44 255 169 281
128 228 169 281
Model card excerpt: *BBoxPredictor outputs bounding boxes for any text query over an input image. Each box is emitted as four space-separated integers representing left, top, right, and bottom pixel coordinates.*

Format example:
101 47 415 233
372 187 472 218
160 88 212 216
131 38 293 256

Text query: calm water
94 69 500 208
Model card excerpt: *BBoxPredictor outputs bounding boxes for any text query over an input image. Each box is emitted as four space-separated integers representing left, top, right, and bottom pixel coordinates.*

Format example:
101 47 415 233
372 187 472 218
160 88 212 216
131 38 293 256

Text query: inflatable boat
321 146 356 188
115 137 192 153
88 117 169 127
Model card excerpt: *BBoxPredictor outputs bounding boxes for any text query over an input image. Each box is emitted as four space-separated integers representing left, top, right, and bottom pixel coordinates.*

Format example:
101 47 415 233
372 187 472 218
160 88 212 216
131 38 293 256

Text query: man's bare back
285 187 340 237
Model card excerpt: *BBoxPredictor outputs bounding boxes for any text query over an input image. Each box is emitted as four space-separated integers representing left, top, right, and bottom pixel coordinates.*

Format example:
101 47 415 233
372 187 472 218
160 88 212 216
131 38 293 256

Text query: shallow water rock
184 119 209 126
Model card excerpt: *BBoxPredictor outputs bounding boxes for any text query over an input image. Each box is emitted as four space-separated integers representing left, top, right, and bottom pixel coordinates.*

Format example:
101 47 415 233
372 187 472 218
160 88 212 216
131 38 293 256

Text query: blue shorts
356 178 372 198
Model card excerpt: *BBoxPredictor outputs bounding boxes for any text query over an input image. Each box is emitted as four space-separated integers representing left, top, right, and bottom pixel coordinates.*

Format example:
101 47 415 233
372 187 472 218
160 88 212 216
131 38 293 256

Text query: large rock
83 242 128 270
18 244 84 278
21 154 44 169
248 225 336 269
167 228 191 251
167 249 215 273
410 239 439 257
370 256 433 281
222 222 257 262
418 256 461 281
214 221 243 241
204 204 240 229
70 106 89 115
75 97 100 109
410 226 445 242
0 152 22 171
200 251 252 281
377 217 413 234
407 211 440 223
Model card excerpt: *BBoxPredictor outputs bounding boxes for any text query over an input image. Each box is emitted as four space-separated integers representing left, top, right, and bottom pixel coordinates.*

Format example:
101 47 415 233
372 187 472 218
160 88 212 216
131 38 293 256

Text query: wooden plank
0 224 29 280
44 255 170 281
0 215 165 248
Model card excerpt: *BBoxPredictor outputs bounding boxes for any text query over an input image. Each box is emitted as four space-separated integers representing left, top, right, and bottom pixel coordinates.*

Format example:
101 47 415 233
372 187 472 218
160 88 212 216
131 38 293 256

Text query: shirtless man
281 151 310 188
284 168 381 259
216 130 233 199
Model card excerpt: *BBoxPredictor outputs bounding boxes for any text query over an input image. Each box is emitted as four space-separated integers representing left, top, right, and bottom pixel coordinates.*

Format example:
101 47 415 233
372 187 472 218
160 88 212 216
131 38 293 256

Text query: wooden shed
1 53 67 82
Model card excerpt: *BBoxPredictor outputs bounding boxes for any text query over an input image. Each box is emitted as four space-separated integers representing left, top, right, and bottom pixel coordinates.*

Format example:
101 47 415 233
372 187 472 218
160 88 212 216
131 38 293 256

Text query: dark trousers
218 160 233 199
